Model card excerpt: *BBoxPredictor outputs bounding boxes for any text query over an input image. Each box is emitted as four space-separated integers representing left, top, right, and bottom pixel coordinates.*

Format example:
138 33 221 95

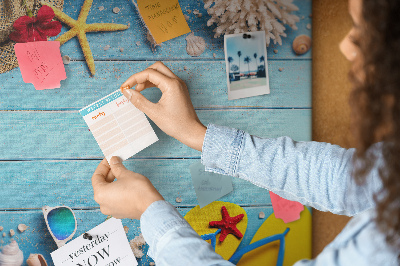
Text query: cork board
312 0 353 257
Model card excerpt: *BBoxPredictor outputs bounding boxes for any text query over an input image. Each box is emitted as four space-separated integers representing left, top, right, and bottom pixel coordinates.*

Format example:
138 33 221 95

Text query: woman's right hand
120 61 207 151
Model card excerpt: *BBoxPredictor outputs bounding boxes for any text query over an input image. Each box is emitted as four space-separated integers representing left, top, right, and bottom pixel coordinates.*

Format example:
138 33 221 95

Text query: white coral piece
204 0 300 46
129 234 146 259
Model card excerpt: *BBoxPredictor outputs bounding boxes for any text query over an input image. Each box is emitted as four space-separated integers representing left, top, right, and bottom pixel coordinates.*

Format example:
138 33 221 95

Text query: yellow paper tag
137 0 191 44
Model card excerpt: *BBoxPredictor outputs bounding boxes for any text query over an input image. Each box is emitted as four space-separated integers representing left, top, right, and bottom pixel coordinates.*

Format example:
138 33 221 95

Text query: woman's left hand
91 157 164 220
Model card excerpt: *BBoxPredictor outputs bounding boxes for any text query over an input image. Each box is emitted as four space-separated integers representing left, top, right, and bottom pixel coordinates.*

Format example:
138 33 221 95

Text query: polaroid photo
224 31 270 100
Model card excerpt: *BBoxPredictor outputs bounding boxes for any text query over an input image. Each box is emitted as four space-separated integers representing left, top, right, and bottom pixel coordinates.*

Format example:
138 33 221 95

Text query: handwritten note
80 90 158 163
14 41 66 90
51 218 137 266
137 0 191 44
269 191 304 223
190 162 233 208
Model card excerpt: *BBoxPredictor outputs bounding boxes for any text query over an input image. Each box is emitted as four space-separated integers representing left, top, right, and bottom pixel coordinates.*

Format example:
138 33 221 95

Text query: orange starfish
209 206 244 242
41 0 129 75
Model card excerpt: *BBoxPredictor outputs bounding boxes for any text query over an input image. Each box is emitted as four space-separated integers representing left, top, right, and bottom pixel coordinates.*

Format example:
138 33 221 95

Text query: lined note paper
80 90 158 162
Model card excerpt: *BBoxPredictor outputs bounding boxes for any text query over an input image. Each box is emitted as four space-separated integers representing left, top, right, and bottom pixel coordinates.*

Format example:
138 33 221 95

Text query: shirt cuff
140 200 192 259
201 124 245 177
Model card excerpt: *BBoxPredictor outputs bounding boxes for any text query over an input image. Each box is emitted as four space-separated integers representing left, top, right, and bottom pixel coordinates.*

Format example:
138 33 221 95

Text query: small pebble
9 229 15 237
193 9 200 15
187 9 191 14
113 7 120 14
119 47 124 52
273 49 278 54
184 14 189 21
2 232 5 237
127 22 130 27
0 226 3 231
279 67 284 72
306 23 312 30
301 15 305 19
213 53 216 58
176 197 182 203
149 262 155 266
197 13 202 18
98 6 104 11
124 226 129 234
136 41 141 46
104 45 111 51
184 66 187 70
62 55 71 64
18 224 28 233
259 211 265 219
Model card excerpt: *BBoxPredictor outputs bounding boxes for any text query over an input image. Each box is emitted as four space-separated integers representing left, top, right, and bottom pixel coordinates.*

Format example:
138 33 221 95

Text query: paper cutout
14 41 66 90
269 191 304 223
80 90 158 163
236 208 312 266
137 0 191 44
190 162 233 208
184 201 247 260
51 218 137 266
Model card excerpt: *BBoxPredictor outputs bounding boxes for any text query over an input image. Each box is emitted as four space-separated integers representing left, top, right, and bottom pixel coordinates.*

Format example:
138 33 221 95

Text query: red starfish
209 206 244 242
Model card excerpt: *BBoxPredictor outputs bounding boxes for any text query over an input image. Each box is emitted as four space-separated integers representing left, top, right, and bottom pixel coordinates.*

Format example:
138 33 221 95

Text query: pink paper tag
14 41 66 90
270 191 304 223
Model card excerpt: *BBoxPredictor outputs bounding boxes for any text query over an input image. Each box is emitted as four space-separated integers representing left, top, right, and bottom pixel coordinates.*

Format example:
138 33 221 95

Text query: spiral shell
185 33 206 57
0 240 23 266
292 35 311 55
26 254 48 266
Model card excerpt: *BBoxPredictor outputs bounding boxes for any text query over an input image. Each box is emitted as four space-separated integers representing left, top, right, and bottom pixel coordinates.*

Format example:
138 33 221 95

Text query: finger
120 68 173 93
105 169 116 183
147 61 179 80
92 159 110 189
109 156 130 178
136 81 156 92
121 89 158 117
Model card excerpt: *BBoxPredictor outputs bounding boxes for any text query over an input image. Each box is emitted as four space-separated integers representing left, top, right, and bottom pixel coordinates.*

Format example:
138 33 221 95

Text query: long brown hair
350 0 400 252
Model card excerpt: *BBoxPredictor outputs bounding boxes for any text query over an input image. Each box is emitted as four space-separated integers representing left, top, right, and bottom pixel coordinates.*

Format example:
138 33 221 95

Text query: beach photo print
224 31 270 100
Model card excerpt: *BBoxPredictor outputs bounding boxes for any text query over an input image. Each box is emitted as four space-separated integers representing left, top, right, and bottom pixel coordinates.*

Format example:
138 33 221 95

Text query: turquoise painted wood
0 60 311 110
0 0 312 264
0 206 280 266
0 109 311 160
49 0 312 62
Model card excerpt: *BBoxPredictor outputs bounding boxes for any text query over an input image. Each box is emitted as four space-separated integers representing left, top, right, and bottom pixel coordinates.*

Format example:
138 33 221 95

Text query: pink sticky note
270 191 304 223
14 41 66 90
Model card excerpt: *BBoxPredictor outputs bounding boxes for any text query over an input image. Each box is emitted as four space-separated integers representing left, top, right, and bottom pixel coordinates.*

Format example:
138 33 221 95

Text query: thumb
109 156 129 178
122 89 155 115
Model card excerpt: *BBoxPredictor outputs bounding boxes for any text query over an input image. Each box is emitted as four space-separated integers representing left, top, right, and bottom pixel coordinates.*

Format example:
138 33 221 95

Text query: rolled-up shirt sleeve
140 200 234 266
201 124 383 216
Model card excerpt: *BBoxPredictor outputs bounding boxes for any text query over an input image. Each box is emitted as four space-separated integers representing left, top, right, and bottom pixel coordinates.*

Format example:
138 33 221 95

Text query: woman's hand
91 157 164 220
120 61 207 152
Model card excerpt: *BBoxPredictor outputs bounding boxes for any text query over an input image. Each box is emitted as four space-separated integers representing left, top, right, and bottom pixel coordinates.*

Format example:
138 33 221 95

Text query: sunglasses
42 206 77 248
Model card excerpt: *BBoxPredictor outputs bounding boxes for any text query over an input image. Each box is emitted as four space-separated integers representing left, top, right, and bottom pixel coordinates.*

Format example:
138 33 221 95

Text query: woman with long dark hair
91 0 400 264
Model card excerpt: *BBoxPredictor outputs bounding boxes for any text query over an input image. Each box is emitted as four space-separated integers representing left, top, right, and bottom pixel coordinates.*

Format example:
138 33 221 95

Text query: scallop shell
0 240 23 266
185 33 206 57
292 35 311 55
26 254 48 266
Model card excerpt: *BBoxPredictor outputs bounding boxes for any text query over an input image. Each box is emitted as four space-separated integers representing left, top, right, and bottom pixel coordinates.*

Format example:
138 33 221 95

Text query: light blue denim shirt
140 124 399 265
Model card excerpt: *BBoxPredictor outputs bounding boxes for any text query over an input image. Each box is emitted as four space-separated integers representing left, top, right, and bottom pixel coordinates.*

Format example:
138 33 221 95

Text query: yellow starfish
41 0 129 76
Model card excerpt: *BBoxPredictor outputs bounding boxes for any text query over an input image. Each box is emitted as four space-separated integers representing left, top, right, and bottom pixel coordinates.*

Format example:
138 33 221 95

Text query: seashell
26 254 48 266
185 33 206 57
292 35 311 55
175 197 182 203
258 211 265 219
62 55 70 65
0 226 3 231
9 230 14 237
17 224 28 233
98 6 104 11
113 7 120 14
0 240 24 266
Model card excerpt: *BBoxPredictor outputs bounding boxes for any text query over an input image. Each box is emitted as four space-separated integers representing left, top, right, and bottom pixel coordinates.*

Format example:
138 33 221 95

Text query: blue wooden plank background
0 0 311 265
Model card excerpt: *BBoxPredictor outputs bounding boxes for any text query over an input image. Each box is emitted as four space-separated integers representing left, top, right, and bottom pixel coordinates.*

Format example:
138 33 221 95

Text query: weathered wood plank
0 60 311 110
0 206 279 266
0 159 275 209
51 0 311 62
0 109 311 160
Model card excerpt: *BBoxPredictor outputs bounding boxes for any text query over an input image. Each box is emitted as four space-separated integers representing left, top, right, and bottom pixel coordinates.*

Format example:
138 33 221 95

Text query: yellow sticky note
137 0 191 44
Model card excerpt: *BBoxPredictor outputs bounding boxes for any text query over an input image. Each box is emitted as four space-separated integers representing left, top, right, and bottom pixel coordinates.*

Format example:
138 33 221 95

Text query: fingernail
123 89 133 100
110 156 122 165
120 85 129 92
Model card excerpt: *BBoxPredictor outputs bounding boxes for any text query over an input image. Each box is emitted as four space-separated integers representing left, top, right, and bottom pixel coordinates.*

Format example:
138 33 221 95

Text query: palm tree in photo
237 51 242 77
253 53 258 71
244 56 251 77
228 56 233 73
259 55 265 68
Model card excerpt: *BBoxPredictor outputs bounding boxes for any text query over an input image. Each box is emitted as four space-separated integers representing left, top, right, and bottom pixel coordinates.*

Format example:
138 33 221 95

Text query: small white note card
51 218 137 266
80 90 158 162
